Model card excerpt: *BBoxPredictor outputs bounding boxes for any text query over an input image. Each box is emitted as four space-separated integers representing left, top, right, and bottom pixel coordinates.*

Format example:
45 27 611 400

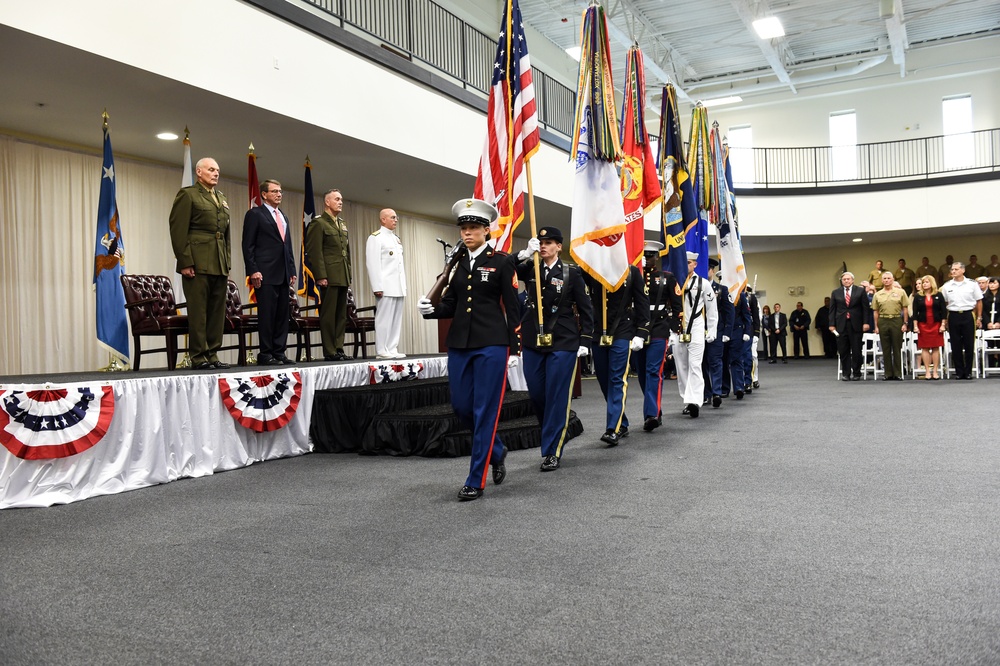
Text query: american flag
474 0 539 254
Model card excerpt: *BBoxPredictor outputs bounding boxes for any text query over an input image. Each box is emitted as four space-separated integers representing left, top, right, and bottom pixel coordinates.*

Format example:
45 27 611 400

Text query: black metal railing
731 128 1000 188
302 0 576 137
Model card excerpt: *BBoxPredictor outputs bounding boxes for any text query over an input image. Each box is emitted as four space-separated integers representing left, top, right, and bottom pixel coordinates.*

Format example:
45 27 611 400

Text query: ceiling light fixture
156 132 179 141
853 238 863 243
701 95 743 107
565 46 581 61
752 17 785 39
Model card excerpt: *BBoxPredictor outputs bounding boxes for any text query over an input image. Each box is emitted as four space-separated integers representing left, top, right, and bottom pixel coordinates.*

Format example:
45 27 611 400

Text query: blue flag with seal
93 113 129 364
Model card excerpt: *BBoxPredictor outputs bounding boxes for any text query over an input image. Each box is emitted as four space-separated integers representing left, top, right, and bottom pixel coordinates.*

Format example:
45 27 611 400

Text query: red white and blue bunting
218 371 302 433
0 385 115 460
368 361 425 384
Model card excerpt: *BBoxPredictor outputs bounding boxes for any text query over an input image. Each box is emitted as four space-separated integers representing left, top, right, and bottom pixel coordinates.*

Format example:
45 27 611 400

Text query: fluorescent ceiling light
156 132 179 141
752 17 785 39
701 95 743 107
565 46 581 61
853 238 863 243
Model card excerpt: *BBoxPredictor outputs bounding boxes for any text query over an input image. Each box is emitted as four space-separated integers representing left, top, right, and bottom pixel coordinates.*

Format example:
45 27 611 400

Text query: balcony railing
730 128 1000 189
300 0 576 137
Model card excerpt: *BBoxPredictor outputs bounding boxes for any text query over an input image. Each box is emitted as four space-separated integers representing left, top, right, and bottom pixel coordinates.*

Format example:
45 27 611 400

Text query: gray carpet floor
1 360 998 665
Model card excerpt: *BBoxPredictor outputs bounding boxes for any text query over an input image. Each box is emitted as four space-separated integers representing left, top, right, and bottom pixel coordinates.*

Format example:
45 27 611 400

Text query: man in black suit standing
242 179 297 365
768 303 788 363
828 271 871 380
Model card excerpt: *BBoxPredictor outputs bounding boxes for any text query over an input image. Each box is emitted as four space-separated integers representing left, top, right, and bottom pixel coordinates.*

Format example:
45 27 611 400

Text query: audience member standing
912 275 945 379
760 304 771 361
789 301 811 358
940 262 983 380
366 208 407 359
983 277 1000 368
965 255 986 279
168 157 231 370
894 259 916 296
242 179 296 365
815 297 837 358
871 272 910 380
915 257 936 280
768 303 787 363
866 260 884 287
829 272 870 381
986 255 1000 277
306 189 352 361
937 255 955 287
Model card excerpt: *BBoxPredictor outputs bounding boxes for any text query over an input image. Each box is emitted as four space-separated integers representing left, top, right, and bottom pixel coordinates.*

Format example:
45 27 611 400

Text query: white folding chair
941 331 952 379
908 332 925 380
861 333 883 380
980 330 1000 377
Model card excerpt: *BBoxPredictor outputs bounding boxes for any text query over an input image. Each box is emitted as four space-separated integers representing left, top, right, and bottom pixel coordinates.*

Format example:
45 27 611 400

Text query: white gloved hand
629 336 644 351
576 345 590 358
507 355 520 369
753 336 759 346
722 335 731 343
706 333 717 344
517 237 541 261
417 296 434 316
743 334 751 342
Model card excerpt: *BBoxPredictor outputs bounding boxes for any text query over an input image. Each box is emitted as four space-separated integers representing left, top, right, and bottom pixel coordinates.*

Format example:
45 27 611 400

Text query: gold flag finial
304 154 311 168
102 109 109 130
248 142 255 154
184 126 190 140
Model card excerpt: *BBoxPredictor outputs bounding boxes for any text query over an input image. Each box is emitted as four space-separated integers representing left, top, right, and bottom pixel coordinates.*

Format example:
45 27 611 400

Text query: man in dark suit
242 179 296 365
828 271 871 380
768 303 788 363
169 157 231 370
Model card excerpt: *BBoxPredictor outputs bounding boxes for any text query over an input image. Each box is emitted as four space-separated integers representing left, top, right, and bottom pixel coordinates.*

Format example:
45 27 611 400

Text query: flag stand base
100 356 130 372
176 353 192 369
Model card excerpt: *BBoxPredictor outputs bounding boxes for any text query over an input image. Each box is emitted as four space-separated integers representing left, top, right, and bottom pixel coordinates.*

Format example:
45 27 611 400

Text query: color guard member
703 258 732 407
515 227 593 471
418 199 521 501
673 252 718 418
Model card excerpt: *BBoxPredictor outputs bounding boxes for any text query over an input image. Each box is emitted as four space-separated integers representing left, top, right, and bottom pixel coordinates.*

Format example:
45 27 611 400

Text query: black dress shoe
257 355 274 365
745 387 752 394
712 395 722 408
193 361 214 370
752 381 760 389
851 375 861 381
600 429 621 447
782 359 787 364
213 361 231 369
735 389 744 400
688 403 699 418
458 486 483 501
643 416 659 432
681 405 691 415
279 356 294 365
261 357 283 366
492 446 508 485
768 360 776 364
540 455 560 471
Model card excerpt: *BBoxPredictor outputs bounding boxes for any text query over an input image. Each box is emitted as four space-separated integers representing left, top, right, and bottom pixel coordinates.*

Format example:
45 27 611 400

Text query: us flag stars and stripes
474 0 539 254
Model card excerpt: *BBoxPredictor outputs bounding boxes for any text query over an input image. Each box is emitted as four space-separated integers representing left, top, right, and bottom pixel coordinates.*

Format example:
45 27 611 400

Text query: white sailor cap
686 251 699 261
451 198 498 226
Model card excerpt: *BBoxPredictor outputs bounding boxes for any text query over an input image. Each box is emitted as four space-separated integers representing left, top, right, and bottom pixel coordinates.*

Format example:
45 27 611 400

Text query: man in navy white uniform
418 199 521 501
366 208 407 359
940 261 984 379
583 260 650 447
514 226 593 471
673 252 718 418
633 233 681 432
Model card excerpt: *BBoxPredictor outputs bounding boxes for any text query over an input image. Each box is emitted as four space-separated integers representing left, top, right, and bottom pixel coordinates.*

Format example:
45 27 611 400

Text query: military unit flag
93 114 129 364
297 159 321 303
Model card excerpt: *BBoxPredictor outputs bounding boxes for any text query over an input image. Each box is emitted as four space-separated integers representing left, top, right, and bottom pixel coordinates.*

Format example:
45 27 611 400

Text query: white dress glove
706 333 717 344
743 334 751 342
417 296 434 316
752 335 759 346
507 355 520 369
629 336 644 351
722 335 730 343
576 345 590 358
517 237 541 261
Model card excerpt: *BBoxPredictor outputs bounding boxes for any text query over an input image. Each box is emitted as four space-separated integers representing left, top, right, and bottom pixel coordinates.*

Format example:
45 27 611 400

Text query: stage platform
0 355 447 509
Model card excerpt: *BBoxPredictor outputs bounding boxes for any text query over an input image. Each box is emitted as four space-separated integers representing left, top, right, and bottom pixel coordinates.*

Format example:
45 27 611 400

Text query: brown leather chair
345 287 376 359
120 274 188 370
225 280 259 366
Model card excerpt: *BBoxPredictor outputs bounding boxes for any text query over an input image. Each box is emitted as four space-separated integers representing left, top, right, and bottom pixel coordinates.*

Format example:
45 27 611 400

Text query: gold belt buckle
679 333 692 343
536 333 553 347
599 335 613 347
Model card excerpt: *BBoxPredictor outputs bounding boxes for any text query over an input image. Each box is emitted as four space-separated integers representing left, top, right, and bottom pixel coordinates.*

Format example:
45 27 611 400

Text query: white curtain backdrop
0 134 457 375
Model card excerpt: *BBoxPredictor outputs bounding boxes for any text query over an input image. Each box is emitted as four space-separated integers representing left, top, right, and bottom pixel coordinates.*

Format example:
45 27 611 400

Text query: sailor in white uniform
671 252 718 418
366 208 407 359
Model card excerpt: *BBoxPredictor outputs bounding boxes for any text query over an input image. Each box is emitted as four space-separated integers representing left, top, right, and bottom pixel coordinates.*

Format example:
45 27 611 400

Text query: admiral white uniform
366 225 407 358
672 253 719 412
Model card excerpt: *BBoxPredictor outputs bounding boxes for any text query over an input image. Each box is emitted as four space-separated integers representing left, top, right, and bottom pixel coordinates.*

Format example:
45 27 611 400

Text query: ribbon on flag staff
656 84 693 284
711 123 749 300
474 0 539 254
686 103 712 279
93 112 130 366
298 158 321 304
619 46 662 268
568 4 629 292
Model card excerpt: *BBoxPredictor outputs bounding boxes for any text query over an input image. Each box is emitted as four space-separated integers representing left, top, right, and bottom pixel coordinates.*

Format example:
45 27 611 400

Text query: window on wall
829 110 857 181
727 125 753 187
943 94 973 169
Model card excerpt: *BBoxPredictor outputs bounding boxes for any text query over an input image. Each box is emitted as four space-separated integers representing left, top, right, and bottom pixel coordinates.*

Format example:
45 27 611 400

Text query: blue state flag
93 119 129 364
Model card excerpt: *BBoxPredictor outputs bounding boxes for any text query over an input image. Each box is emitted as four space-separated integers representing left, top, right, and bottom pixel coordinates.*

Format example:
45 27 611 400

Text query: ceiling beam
729 0 797 94
885 0 908 77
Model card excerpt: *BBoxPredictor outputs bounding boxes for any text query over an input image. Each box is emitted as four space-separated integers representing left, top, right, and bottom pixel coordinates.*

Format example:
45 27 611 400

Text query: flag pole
245 142 259 365
97 110 128 372
525 162 549 347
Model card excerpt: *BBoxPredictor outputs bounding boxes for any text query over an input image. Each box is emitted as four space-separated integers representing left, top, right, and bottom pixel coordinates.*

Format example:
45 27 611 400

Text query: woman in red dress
912 275 946 379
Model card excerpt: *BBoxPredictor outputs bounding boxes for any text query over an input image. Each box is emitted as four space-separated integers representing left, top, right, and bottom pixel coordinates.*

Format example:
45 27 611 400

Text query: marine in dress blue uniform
727 285 753 398
583 265 650 447
633 234 681 432
703 259 733 408
515 227 594 471
418 199 521 501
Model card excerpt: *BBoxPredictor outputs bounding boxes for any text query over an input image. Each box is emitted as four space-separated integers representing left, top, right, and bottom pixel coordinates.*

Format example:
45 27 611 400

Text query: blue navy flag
656 84 692 284
93 116 129 364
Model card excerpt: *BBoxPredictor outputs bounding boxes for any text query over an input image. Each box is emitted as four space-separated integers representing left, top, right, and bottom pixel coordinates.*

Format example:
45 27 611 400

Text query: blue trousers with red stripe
523 348 578 459
448 346 509 490
634 337 668 420
591 338 631 432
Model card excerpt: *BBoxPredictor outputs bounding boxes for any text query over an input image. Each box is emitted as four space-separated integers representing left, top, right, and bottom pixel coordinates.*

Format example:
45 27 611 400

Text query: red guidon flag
474 0 539 253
